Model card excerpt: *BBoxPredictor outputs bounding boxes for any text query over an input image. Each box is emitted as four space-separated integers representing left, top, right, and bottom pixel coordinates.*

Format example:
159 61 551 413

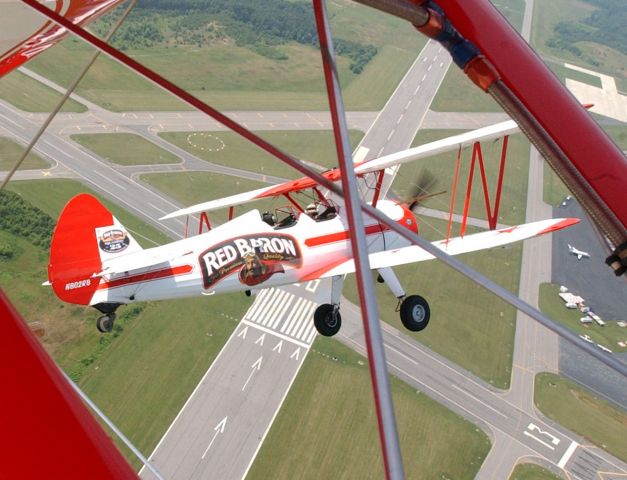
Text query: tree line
95 0 377 73
549 0 626 58
0 191 55 252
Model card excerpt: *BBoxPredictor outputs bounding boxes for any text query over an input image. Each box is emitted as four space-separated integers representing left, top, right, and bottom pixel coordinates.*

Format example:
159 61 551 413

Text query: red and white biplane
47 121 579 336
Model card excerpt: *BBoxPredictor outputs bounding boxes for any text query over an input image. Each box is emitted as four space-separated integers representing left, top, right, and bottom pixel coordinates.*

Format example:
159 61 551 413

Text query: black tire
313 304 341 337
400 295 430 332
96 313 115 333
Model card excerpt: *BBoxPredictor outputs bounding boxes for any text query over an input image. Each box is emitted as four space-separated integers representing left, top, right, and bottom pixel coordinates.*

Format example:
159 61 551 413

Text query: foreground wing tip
537 217 580 235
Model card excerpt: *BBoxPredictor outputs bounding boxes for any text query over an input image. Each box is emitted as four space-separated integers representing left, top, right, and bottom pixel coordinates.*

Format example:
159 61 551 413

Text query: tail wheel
96 313 116 333
314 304 341 337
400 295 430 332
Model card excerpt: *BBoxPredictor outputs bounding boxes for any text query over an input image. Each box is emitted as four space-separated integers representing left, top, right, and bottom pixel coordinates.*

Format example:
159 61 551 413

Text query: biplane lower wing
308 217 579 279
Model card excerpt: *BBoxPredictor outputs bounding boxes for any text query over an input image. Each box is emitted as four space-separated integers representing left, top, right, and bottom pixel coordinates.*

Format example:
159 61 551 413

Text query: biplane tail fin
48 194 142 305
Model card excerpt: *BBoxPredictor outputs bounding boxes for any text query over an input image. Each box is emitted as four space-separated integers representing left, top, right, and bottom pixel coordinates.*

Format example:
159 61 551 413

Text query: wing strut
0 0 136 192
313 2 404 479
460 136 509 236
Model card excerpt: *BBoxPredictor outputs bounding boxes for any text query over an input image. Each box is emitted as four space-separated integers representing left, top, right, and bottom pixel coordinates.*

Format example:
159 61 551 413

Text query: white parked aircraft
568 244 590 260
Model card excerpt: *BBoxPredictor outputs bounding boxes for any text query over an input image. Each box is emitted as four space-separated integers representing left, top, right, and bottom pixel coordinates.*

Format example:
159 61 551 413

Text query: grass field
71 133 180 166
158 130 364 180
509 463 563 480
21 1 424 112
391 129 530 226
532 0 627 93
430 67 502 113
247 336 490 479
0 69 87 113
344 218 521 388
1 179 254 468
535 372 627 462
538 283 627 352
0 138 49 170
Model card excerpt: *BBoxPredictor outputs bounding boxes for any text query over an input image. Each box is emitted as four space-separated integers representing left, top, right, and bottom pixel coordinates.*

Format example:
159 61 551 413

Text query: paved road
140 281 330 480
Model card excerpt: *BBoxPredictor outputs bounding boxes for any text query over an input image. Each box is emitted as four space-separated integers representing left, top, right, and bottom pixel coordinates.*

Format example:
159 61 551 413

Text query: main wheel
400 295 430 332
313 304 341 337
96 313 116 333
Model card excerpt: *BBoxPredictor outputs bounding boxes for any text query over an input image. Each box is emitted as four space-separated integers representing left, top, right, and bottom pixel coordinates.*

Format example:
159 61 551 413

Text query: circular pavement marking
186 132 226 152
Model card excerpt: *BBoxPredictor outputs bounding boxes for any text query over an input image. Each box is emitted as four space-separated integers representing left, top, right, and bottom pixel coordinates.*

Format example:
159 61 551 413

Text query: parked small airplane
568 244 590 260
47 123 579 337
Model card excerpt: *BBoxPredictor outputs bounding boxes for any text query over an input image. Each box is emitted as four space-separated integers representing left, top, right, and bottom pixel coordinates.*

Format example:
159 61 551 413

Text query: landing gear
93 302 122 334
96 313 116 333
400 295 430 332
314 304 342 337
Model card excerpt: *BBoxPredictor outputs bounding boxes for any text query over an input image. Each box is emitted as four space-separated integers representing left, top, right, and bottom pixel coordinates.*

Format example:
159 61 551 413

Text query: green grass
0 179 255 469
392 129 529 226
532 0 627 93
0 69 87 113
248 336 490 479
539 283 627 352
343 44 425 110
496 0 526 33
603 125 627 149
25 4 424 112
0 138 49 170
535 372 627 462
344 218 521 388
7 179 171 247
158 130 364 180
71 133 180 166
509 463 563 480
430 66 501 112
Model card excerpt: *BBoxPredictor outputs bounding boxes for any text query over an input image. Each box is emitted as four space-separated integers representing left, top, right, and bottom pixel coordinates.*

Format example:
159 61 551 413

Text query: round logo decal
99 229 130 253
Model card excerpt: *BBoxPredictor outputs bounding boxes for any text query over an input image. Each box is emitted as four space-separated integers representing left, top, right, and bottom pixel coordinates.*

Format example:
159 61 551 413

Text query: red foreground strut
0 290 138 479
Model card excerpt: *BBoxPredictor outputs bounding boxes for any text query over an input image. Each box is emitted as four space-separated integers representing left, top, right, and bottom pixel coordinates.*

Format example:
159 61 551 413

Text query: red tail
48 194 113 305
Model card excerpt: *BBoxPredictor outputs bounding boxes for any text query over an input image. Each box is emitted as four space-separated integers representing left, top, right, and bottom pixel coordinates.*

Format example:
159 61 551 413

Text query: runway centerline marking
450 383 508 418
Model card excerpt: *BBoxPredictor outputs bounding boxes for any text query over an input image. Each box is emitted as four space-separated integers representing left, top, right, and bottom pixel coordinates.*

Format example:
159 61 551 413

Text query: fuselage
89 200 417 306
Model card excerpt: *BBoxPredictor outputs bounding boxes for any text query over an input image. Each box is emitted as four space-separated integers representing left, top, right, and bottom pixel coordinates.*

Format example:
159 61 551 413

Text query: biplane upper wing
160 121 518 220
354 119 519 176
305 217 579 279
0 0 125 78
